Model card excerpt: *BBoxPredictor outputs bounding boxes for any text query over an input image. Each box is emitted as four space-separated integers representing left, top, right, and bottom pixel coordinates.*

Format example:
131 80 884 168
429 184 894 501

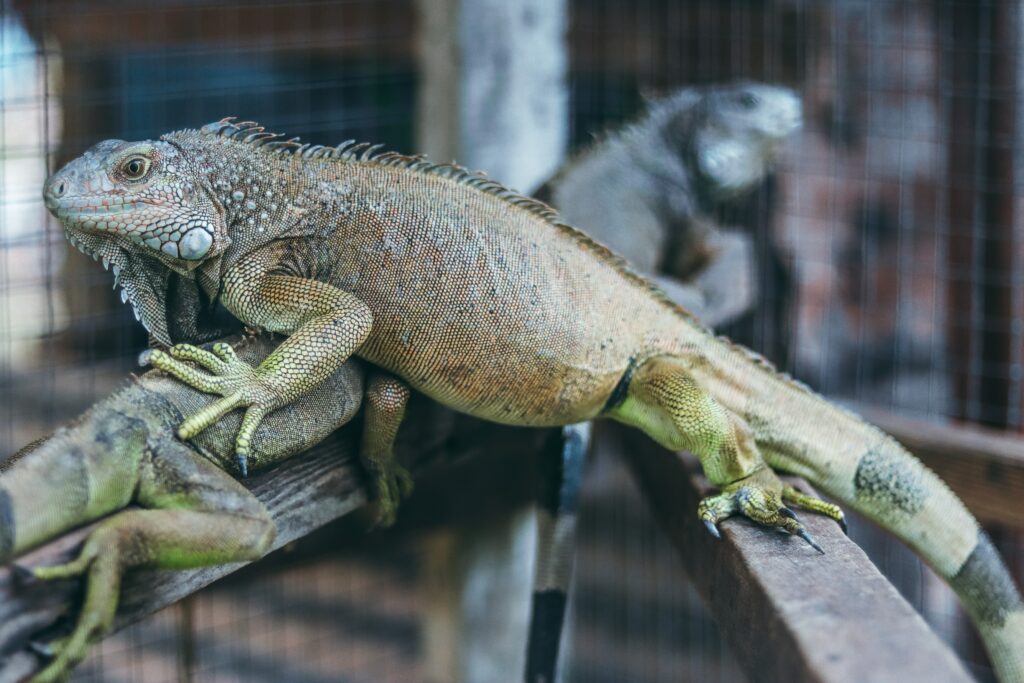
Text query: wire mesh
0 0 1020 682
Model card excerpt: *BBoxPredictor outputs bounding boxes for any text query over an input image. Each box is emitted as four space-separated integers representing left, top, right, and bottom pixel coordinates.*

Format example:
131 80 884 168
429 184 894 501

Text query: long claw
838 515 848 535
28 640 56 659
797 528 825 554
779 506 799 521
703 519 721 539
236 452 249 478
12 563 37 584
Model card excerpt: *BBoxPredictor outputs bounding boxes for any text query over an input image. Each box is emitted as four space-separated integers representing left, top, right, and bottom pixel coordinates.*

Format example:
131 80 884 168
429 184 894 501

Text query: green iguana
537 81 800 323
1 335 367 682
40 119 1024 681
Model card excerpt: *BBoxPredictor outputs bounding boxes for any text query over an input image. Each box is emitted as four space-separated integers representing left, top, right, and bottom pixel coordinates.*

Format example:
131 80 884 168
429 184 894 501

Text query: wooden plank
852 404 1024 528
611 425 974 683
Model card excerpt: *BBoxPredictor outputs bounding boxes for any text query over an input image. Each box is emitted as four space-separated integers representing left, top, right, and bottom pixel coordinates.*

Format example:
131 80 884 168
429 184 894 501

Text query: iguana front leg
25 438 274 683
147 257 372 474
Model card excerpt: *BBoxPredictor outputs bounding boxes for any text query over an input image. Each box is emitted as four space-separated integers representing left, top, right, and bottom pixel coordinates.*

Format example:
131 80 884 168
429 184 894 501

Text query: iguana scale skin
44 120 1024 681
0 336 366 682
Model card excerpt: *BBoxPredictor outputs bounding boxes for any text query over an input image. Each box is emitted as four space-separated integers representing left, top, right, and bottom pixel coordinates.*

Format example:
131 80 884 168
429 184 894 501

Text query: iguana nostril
47 178 67 199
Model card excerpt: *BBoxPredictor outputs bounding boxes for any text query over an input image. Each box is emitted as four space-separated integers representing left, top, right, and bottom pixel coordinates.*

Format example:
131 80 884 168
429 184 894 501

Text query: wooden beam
852 404 1024 528
612 425 975 683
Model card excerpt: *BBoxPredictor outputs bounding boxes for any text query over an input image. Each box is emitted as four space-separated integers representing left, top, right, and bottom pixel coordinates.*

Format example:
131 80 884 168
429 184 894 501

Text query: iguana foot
27 532 121 683
369 462 414 528
698 468 826 553
143 342 282 476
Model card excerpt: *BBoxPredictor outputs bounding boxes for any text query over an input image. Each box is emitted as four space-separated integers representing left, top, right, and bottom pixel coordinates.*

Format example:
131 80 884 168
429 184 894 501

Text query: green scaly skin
1 336 366 682
44 120 1024 681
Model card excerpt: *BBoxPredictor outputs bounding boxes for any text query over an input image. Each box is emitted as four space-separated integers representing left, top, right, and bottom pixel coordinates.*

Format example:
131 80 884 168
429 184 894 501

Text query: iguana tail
0 394 152 564
757 390 1024 682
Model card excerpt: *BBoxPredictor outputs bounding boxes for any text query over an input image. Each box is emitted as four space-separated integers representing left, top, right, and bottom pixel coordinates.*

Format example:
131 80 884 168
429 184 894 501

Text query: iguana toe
370 463 414 528
782 483 847 534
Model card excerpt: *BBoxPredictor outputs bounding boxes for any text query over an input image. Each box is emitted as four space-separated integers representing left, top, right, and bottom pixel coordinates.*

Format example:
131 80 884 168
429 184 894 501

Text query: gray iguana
37 119 1024 681
538 82 801 325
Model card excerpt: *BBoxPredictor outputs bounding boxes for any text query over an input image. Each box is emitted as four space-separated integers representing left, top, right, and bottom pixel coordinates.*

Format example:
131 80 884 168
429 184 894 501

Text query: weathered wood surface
611 425 975 683
853 403 1024 528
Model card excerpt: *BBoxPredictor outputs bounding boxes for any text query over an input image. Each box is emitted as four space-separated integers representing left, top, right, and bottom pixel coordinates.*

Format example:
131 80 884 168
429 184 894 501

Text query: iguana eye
121 156 150 180
739 92 760 109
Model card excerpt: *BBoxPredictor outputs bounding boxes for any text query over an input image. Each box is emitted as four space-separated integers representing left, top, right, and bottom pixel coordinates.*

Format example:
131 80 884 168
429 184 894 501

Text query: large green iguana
41 120 1024 681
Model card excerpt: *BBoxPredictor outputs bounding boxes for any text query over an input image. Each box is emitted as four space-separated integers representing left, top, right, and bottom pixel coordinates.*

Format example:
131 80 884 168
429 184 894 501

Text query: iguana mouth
52 202 153 221
56 197 214 262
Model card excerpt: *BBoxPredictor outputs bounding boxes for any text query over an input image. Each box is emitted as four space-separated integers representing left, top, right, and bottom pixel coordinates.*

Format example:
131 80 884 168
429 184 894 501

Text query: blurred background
1 0 1022 681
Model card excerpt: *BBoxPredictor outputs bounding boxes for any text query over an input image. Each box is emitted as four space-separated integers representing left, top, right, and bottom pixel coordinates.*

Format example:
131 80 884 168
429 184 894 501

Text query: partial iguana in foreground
538 82 800 324
41 120 1024 681
1 335 366 682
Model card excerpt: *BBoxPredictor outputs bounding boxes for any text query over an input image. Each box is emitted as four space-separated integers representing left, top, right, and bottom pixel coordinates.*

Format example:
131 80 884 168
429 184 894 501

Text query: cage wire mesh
0 0 1021 682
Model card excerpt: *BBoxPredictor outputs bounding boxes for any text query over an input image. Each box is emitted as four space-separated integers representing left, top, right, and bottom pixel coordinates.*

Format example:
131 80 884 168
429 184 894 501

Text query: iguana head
43 136 230 343
660 82 803 197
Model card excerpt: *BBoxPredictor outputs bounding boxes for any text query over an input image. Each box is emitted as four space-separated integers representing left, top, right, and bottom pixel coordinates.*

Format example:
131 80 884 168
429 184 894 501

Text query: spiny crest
197 119 397 163
194 118 712 332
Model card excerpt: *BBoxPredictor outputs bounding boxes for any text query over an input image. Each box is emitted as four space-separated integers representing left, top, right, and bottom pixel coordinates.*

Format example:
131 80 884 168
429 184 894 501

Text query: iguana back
273 158 697 424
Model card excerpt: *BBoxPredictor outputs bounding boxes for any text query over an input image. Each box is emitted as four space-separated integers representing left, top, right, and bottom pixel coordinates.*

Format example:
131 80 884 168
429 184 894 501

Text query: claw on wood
236 452 249 478
28 639 56 659
12 563 37 585
797 528 825 554
703 519 721 539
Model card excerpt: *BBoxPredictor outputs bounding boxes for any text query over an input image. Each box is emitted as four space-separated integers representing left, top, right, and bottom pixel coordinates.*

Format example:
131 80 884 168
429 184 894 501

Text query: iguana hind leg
361 372 413 527
606 355 834 551
26 439 274 683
